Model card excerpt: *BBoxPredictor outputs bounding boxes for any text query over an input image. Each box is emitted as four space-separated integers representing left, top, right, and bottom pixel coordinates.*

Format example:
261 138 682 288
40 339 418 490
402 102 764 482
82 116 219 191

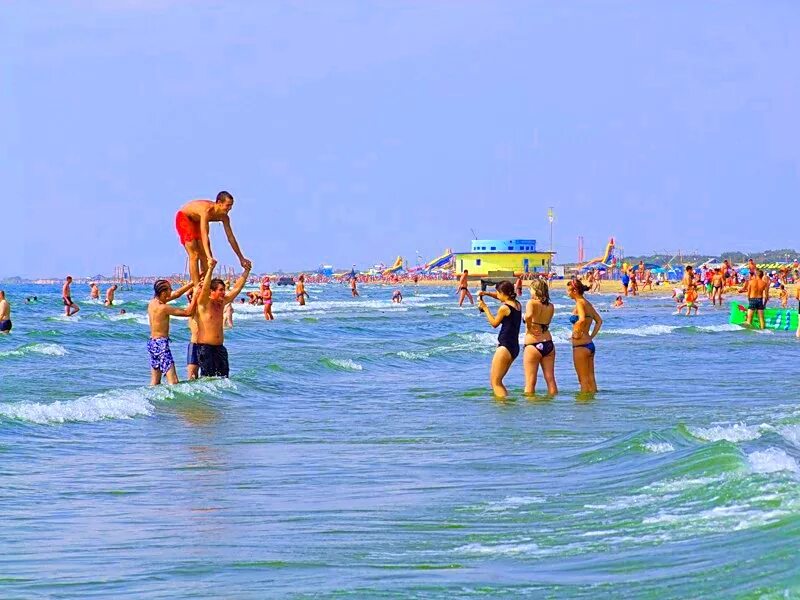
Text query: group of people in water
477 276 602 398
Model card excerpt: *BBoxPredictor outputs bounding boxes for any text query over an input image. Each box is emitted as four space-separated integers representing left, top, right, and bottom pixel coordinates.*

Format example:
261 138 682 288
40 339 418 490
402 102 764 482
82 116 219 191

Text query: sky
2 1 799 277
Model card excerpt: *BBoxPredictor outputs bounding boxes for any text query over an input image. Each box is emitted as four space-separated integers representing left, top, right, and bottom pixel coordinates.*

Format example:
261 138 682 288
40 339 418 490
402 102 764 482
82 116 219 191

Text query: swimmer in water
62 276 80 317
567 279 602 393
457 270 474 307
119 309 126 315
392 289 403 303
175 191 252 284
523 279 557 395
612 296 624 308
295 274 309 306
89 282 100 300
104 284 118 307
147 276 201 385
195 260 251 377
478 281 521 399
0 291 12 334
262 279 274 321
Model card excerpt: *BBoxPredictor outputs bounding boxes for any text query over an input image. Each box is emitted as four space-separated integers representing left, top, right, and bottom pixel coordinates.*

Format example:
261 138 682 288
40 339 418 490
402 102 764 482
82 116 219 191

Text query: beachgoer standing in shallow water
195 261 251 377
515 275 524 299
478 281 521 398
105 284 118 307
350 277 359 297
523 279 557 395
741 269 768 329
262 280 274 321
175 191 251 284
796 285 800 338
62 276 80 317
89 283 100 300
711 268 724 307
147 277 200 385
620 268 630 297
457 269 474 306
295 274 308 306
567 279 603 393
0 291 12 334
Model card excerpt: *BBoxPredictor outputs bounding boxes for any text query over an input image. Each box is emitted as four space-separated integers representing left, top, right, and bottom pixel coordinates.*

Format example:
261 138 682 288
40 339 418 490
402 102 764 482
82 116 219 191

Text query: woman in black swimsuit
478 281 521 398
523 278 557 395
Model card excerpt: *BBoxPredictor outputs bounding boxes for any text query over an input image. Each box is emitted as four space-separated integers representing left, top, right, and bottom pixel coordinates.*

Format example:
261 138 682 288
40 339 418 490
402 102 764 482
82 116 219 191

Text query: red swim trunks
175 211 201 245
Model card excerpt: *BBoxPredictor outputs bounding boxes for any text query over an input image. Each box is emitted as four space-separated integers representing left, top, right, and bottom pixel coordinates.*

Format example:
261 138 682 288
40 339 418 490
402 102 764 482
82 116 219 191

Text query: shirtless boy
90 283 100 300
176 191 251 284
711 268 724 306
195 261 252 377
62 276 80 317
0 291 11 334
457 270 474 307
147 277 200 385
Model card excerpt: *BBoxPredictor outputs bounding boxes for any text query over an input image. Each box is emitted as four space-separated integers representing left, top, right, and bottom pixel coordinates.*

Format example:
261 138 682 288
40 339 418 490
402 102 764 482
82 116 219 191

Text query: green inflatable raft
729 300 798 331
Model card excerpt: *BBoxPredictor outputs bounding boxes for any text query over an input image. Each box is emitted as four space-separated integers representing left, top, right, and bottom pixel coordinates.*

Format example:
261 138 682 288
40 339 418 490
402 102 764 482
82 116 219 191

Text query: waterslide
382 256 404 276
424 249 454 271
580 237 615 270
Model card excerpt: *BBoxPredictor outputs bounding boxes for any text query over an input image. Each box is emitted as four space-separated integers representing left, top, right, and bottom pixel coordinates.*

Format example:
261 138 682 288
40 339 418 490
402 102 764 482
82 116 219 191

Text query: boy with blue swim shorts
146 276 201 385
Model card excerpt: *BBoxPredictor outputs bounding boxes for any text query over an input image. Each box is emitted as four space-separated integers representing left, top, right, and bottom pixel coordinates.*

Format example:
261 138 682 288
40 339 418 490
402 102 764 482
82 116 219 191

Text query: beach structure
453 239 554 277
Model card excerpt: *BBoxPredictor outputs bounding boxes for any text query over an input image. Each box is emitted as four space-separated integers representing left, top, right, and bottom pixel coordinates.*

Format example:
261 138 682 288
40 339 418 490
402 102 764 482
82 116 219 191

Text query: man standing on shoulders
740 269 768 329
195 260 252 378
176 191 252 284
62 276 80 317
0 291 12 334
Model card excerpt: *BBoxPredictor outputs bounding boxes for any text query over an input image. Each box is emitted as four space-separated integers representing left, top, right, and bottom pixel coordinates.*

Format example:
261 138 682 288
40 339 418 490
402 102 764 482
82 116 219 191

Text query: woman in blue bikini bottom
567 279 603 393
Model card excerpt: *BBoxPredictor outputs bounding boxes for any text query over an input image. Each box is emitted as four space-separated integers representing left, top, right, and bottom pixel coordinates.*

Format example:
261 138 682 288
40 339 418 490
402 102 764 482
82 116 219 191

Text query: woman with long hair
567 279 603 393
478 281 521 398
523 278 557 395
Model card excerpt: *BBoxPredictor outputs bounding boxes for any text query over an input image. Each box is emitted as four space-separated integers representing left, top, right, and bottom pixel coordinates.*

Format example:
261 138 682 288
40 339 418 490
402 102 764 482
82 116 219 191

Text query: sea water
0 283 798 598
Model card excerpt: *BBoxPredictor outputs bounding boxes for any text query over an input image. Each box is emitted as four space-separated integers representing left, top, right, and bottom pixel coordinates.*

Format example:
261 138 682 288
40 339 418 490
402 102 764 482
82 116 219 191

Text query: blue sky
3 1 799 277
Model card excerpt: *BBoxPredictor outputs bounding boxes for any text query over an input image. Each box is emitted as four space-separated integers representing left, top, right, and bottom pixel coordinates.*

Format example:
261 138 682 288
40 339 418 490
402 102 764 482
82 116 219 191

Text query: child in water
779 285 788 308
612 296 624 308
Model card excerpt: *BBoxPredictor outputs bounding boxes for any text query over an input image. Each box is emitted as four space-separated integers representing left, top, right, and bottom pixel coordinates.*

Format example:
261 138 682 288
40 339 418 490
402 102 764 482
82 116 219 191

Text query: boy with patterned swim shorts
146 273 204 385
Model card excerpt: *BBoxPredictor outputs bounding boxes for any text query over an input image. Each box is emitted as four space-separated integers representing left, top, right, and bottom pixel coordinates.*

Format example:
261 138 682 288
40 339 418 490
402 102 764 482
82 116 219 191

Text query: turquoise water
1 283 798 598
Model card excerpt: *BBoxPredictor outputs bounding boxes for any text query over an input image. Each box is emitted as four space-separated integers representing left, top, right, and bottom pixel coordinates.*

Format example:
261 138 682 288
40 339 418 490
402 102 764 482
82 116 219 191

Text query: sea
0 282 798 598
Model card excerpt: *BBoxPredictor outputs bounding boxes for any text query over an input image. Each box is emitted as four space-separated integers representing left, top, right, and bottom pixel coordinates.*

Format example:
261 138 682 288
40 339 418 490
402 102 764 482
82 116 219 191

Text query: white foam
604 324 678 337
455 539 538 556
695 324 741 333
748 448 800 474
483 496 545 512
778 425 800 448
643 441 675 453
0 343 67 358
327 358 363 371
687 422 764 443
0 378 236 425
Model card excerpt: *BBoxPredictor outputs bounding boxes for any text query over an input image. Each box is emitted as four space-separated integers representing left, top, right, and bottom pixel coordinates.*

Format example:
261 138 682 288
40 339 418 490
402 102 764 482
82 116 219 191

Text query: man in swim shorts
741 269 768 329
195 260 251 378
457 270 474 307
0 291 12 334
62 276 80 317
105 284 118 307
147 275 200 385
89 282 100 300
176 191 251 284
350 276 359 297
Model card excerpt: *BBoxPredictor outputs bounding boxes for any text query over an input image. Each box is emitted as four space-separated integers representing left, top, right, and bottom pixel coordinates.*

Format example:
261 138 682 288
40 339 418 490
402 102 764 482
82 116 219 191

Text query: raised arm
478 299 509 328
166 287 200 318
225 266 252 304
168 280 194 302
199 258 218 303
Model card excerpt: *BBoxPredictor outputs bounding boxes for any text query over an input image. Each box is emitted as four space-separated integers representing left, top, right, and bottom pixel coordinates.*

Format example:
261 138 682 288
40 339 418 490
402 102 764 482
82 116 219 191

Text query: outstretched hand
241 257 252 270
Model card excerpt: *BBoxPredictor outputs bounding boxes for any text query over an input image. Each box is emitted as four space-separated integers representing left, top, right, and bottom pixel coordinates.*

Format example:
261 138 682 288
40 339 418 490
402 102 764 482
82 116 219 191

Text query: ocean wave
321 357 364 371
455 538 539 556
0 378 237 425
394 332 497 360
687 423 765 443
481 495 545 513
604 325 678 337
0 343 67 358
747 448 800 474
777 425 800 448
643 441 675 453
